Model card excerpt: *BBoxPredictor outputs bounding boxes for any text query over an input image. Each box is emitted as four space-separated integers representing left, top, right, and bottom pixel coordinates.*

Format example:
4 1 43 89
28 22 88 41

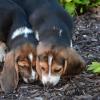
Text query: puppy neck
11 27 33 39
8 27 38 49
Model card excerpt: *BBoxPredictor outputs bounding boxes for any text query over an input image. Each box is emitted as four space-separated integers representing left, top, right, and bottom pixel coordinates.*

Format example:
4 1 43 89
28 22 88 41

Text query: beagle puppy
0 0 38 93
14 0 85 86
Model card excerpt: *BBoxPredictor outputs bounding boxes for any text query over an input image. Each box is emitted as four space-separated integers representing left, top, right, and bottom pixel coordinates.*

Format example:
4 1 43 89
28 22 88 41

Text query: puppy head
36 42 85 86
16 43 38 83
0 43 38 93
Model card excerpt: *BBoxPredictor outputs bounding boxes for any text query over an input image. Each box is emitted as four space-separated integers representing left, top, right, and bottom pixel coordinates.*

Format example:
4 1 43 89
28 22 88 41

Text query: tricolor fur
0 0 38 93
13 0 85 86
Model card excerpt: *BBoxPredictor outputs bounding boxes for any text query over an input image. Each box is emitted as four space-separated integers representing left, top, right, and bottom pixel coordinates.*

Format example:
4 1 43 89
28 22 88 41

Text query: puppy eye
54 68 62 73
32 65 36 70
17 61 30 68
56 57 65 65
41 66 45 71
38 55 48 61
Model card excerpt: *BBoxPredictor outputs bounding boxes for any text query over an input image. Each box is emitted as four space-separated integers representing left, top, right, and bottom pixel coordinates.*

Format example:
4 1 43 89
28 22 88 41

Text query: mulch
0 12 100 100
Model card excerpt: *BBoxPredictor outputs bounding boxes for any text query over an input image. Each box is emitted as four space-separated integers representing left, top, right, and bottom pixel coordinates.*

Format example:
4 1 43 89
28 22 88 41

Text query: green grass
59 0 100 16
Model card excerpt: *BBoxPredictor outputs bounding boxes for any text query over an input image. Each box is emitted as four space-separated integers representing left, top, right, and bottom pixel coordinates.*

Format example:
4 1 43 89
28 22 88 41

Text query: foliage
87 62 100 74
59 0 100 16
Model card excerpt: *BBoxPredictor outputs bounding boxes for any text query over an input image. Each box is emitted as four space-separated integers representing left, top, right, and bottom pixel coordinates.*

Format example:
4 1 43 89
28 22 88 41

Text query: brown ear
65 48 85 76
62 60 67 75
0 51 19 93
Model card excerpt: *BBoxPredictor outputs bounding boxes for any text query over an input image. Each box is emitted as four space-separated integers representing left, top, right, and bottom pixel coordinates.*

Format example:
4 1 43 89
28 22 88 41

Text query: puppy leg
0 51 19 93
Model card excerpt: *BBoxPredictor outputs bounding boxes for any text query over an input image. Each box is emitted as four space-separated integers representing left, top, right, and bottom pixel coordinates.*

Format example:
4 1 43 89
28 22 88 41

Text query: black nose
28 79 35 83
46 82 53 88
5 48 8 52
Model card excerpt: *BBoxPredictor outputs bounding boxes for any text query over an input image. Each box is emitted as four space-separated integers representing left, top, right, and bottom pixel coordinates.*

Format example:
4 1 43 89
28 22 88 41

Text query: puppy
14 0 85 86
0 0 38 93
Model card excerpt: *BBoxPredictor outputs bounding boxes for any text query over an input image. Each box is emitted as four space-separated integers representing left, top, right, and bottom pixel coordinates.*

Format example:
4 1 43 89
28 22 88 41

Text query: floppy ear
0 51 19 93
65 48 85 76
62 60 67 75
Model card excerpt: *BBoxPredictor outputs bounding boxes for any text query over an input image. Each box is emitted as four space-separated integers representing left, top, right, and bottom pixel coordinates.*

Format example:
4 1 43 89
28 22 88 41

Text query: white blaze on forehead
41 55 60 86
28 53 33 62
48 55 53 77
28 53 36 80
11 27 33 39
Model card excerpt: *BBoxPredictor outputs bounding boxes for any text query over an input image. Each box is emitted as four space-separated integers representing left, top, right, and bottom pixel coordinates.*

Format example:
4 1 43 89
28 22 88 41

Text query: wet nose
5 48 8 52
46 82 53 87
28 78 35 83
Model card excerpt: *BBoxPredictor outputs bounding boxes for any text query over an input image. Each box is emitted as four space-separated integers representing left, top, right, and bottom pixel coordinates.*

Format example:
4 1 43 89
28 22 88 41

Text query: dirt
0 12 100 100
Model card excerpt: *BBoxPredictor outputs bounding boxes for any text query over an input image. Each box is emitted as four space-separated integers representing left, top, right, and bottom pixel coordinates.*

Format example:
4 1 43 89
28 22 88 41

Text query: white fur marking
48 55 53 77
70 40 73 48
30 69 36 80
23 78 28 83
42 74 60 86
59 29 62 36
28 53 36 80
0 46 6 62
35 31 39 41
11 27 33 39
41 55 60 86
28 53 33 62
23 70 36 83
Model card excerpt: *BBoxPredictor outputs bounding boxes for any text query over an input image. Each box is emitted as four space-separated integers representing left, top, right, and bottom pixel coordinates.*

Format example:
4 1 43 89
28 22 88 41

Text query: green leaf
65 0 72 2
80 7 83 13
74 0 90 5
93 67 100 73
59 0 63 3
65 2 76 15
91 0 100 7
87 62 100 74
95 0 100 4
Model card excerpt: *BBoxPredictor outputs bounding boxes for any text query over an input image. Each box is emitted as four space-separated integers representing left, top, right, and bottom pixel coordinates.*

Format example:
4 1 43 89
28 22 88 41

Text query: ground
0 12 100 100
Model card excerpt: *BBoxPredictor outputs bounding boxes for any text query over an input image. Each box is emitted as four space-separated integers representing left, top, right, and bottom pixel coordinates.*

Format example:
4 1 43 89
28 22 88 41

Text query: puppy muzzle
42 74 60 86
